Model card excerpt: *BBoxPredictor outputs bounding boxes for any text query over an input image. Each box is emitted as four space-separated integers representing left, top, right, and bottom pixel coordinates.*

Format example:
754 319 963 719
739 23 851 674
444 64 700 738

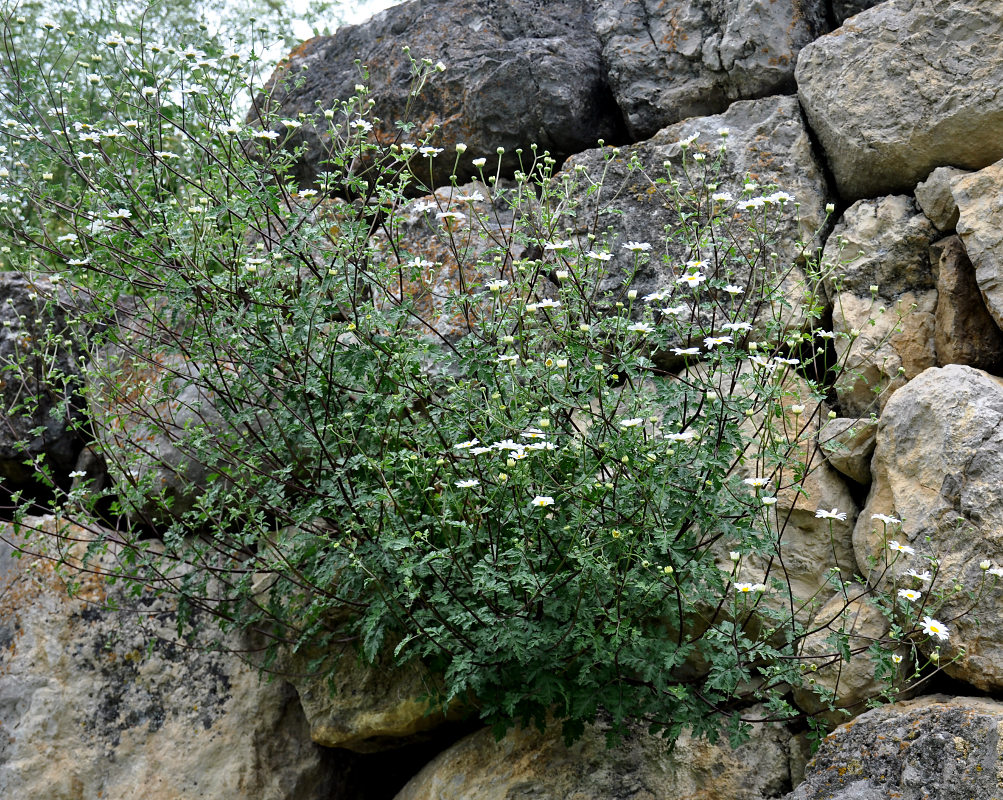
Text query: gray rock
559 95 829 347
0 516 335 800
823 196 938 416
258 0 625 189
395 711 803 800
931 235 1003 372
915 166 968 231
796 0 1003 200
593 0 829 139
0 274 82 484
952 156 1003 330
818 417 877 485
787 696 1003 800
853 365 1003 691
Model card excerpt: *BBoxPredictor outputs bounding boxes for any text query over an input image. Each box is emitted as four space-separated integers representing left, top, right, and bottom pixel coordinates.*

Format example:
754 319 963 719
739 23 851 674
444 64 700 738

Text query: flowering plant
0 6 987 748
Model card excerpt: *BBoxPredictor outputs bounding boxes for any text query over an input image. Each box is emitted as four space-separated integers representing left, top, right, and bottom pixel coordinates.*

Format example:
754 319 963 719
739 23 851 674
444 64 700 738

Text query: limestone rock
395 713 803 800
823 196 938 416
560 95 829 346
796 0 1003 200
593 0 829 139
952 155 1003 330
292 646 453 753
0 274 82 484
915 166 968 232
0 516 335 800
931 235 1003 372
258 0 624 189
853 365 1003 691
818 417 877 485
787 696 1003 800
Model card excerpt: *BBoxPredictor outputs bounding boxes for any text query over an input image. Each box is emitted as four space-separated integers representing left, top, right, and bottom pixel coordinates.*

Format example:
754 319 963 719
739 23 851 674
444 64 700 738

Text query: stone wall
6 0 1003 797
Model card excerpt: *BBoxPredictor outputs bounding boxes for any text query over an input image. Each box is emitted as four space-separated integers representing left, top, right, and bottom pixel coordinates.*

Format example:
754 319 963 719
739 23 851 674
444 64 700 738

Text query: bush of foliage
0 4 978 747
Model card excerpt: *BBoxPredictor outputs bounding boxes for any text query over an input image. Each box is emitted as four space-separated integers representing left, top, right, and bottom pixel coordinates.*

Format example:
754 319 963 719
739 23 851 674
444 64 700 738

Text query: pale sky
290 0 403 40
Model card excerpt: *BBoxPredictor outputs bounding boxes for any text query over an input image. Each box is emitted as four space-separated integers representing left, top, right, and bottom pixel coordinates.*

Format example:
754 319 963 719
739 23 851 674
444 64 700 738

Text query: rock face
560 94 829 335
796 0 1003 200
788 696 1003 800
854 365 1003 690
952 156 1003 330
395 714 806 800
292 646 452 752
593 0 828 139
931 235 1003 372
0 517 335 800
818 417 877 485
259 0 625 188
824 196 938 416
0 274 81 484
915 166 967 232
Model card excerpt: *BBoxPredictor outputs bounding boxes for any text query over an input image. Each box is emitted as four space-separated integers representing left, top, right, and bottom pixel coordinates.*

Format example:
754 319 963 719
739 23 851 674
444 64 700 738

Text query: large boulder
952 156 1003 330
0 274 82 484
823 196 938 416
593 0 829 139
395 713 807 800
559 94 830 342
796 0 1003 200
0 516 335 800
853 365 1003 690
259 0 625 188
787 696 1003 800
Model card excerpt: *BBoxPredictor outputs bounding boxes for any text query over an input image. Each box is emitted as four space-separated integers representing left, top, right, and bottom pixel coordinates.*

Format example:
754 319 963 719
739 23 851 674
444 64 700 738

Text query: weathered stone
952 156 1003 330
792 596 907 728
931 235 1003 372
796 0 1003 200
0 274 82 484
823 196 938 416
258 0 625 188
560 95 829 348
854 365 1003 690
395 713 805 800
915 166 968 231
817 417 877 485
292 645 453 753
787 696 1003 800
0 516 335 800
593 0 829 140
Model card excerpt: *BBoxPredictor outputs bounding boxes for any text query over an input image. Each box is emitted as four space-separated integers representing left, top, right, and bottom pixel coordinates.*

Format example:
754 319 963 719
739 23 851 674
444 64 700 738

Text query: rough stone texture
915 166 968 231
931 235 1003 372
818 417 877 485
791 596 905 728
854 365 1003 690
0 516 335 800
395 713 805 800
787 696 1003 800
258 0 625 188
560 95 829 346
372 181 536 344
823 196 938 416
0 274 82 484
796 0 1003 200
292 645 453 752
592 0 829 140
952 156 1003 330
